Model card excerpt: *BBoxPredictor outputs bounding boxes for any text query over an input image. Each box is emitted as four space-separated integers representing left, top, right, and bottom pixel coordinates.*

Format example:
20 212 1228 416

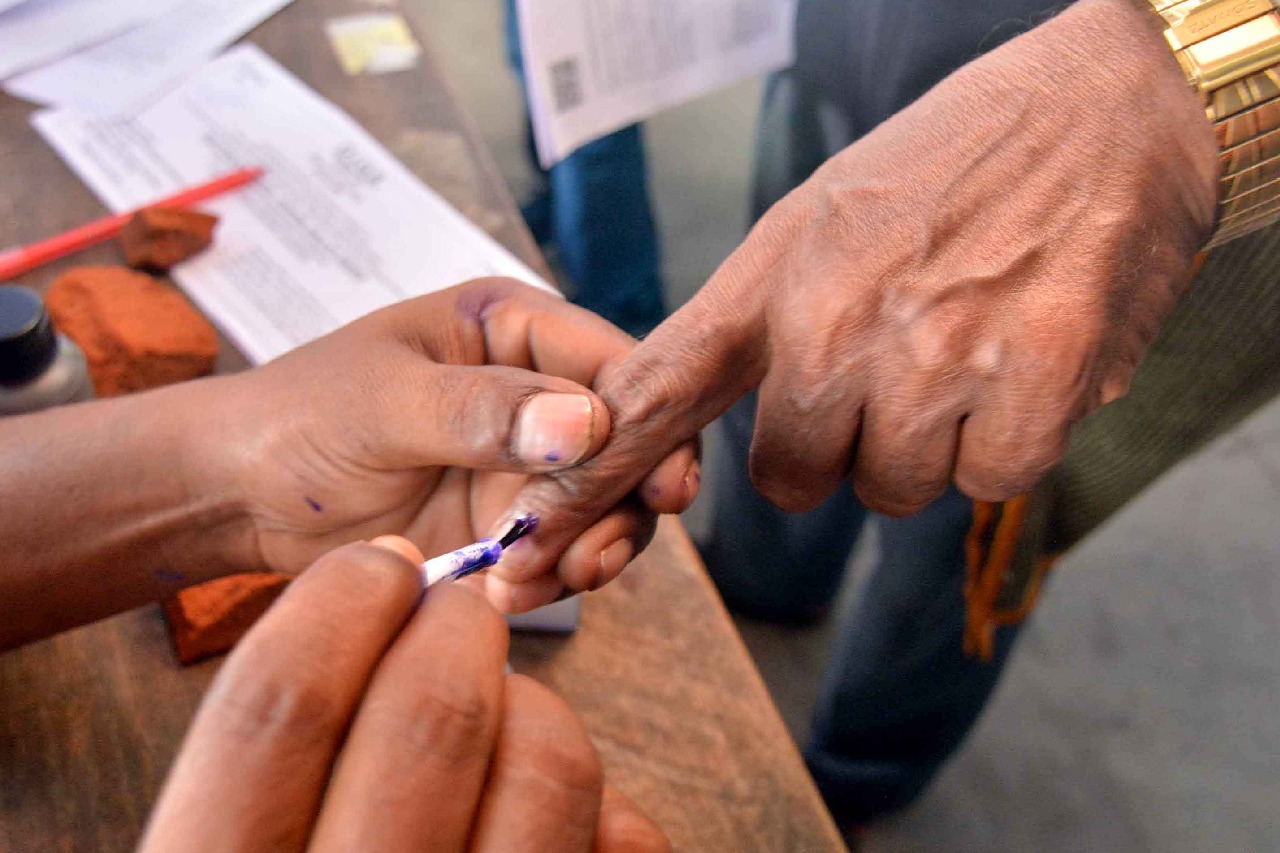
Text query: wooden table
0 2 845 850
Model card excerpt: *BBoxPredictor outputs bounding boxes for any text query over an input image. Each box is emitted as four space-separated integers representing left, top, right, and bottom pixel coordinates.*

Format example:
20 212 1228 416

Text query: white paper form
517 0 797 167
5 0 294 114
32 43 548 366
0 0 179 80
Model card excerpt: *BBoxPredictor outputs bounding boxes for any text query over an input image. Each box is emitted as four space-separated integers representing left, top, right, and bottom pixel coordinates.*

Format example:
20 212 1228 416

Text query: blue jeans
707 392 1025 823
504 0 665 337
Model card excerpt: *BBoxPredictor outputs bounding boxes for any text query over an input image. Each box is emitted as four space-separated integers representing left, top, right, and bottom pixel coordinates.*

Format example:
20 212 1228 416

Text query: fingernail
596 539 635 589
516 393 594 467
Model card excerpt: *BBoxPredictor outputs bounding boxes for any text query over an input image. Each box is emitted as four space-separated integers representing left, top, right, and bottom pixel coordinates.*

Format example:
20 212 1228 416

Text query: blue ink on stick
420 514 539 587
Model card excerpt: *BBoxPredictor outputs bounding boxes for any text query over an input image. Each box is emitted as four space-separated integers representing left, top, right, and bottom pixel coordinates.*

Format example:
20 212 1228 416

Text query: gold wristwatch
1147 0 1280 246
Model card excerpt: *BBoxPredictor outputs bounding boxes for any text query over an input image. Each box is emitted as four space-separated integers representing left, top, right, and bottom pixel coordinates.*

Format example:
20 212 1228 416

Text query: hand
481 0 1219 610
200 278 698 609
139 536 670 853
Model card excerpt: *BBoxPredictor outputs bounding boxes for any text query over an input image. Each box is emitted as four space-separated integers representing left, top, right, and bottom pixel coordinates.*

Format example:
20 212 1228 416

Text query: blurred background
420 1 1280 850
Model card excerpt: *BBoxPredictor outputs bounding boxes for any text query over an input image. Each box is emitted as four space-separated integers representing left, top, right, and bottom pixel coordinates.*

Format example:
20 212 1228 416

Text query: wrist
164 377 264 578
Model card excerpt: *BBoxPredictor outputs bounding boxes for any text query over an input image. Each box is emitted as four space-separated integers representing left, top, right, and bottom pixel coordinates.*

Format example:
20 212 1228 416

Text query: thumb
483 279 769 597
369 362 611 472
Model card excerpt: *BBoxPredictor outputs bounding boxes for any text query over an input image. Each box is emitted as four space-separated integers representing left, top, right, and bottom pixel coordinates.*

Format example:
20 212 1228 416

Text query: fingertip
594 538 635 590
368 535 426 565
596 787 671 853
486 573 564 614
638 444 700 514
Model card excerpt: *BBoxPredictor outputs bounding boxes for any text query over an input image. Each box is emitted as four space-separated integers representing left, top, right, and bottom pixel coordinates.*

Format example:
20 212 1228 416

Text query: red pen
0 166 264 280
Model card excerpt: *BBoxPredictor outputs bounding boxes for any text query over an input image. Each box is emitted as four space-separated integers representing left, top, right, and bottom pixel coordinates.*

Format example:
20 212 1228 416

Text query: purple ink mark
544 451 562 463
305 496 324 512
498 514 539 549
155 568 186 584
454 281 514 323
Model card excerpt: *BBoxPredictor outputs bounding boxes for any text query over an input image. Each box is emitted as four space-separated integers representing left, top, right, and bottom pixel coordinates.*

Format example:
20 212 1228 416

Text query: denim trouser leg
804 488 1025 822
706 392 1026 822
504 0 665 336
546 129 666 335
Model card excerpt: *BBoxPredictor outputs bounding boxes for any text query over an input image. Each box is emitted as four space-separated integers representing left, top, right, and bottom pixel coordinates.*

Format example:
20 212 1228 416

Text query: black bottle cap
0 286 58 386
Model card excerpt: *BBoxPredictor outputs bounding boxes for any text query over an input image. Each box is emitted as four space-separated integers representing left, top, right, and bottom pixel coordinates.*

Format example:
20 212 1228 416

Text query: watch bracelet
1146 0 1280 247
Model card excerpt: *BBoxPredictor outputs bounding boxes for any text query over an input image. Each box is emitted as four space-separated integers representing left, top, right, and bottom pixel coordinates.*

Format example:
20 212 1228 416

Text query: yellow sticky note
325 13 422 76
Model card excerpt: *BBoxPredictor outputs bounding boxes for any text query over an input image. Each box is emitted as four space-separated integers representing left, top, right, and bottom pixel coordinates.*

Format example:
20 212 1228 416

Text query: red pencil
0 166 264 281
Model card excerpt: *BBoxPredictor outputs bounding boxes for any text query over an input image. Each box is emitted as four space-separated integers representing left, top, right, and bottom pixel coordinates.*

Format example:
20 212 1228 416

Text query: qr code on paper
549 57 584 113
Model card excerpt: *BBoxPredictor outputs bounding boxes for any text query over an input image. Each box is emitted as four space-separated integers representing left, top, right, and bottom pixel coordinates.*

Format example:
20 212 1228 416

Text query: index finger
139 540 425 853
484 261 770 601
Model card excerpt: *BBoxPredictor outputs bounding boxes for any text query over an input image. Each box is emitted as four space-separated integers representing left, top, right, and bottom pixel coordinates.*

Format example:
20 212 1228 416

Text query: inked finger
482 285 768 593
636 440 701 515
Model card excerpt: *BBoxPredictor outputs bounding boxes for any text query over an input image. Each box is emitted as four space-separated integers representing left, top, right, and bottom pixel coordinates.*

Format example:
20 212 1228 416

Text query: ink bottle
0 285 94 416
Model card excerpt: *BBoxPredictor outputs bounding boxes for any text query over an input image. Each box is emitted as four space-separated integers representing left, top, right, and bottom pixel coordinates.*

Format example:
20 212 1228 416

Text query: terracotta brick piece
45 266 219 396
119 207 218 271
163 573 293 665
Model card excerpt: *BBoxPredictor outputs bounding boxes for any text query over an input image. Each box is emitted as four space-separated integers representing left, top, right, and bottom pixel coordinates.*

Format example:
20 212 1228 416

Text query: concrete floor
418 2 1280 849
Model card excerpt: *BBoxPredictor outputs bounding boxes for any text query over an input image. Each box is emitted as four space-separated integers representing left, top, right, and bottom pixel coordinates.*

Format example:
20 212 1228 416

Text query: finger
468 675 604 853
748 305 868 511
557 500 658 593
308 583 510 852
467 278 639 386
852 397 961 516
847 323 972 515
636 442 701 515
372 361 612 473
489 493 655 591
594 787 671 853
953 354 1083 501
481 274 771 591
485 571 566 614
139 541 424 853
954 403 1072 501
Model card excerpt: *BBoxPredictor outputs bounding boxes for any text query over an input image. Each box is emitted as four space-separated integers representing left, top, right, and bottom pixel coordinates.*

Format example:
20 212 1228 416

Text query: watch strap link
1147 0 1280 246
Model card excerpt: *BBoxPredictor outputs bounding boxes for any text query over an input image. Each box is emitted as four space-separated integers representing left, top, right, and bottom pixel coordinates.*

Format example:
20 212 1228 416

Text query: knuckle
207 665 349 747
382 677 495 766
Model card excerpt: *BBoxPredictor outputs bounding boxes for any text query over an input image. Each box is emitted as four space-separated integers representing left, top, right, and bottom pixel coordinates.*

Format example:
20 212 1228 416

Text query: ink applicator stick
420 515 538 587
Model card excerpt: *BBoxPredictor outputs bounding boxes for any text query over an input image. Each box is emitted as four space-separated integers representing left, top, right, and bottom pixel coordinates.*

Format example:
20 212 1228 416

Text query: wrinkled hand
200 278 697 606
139 536 670 853
484 0 1219 611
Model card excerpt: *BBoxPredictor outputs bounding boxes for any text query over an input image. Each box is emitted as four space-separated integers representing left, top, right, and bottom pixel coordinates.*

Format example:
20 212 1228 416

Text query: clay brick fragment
119 207 218 271
45 266 218 396
163 573 292 665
